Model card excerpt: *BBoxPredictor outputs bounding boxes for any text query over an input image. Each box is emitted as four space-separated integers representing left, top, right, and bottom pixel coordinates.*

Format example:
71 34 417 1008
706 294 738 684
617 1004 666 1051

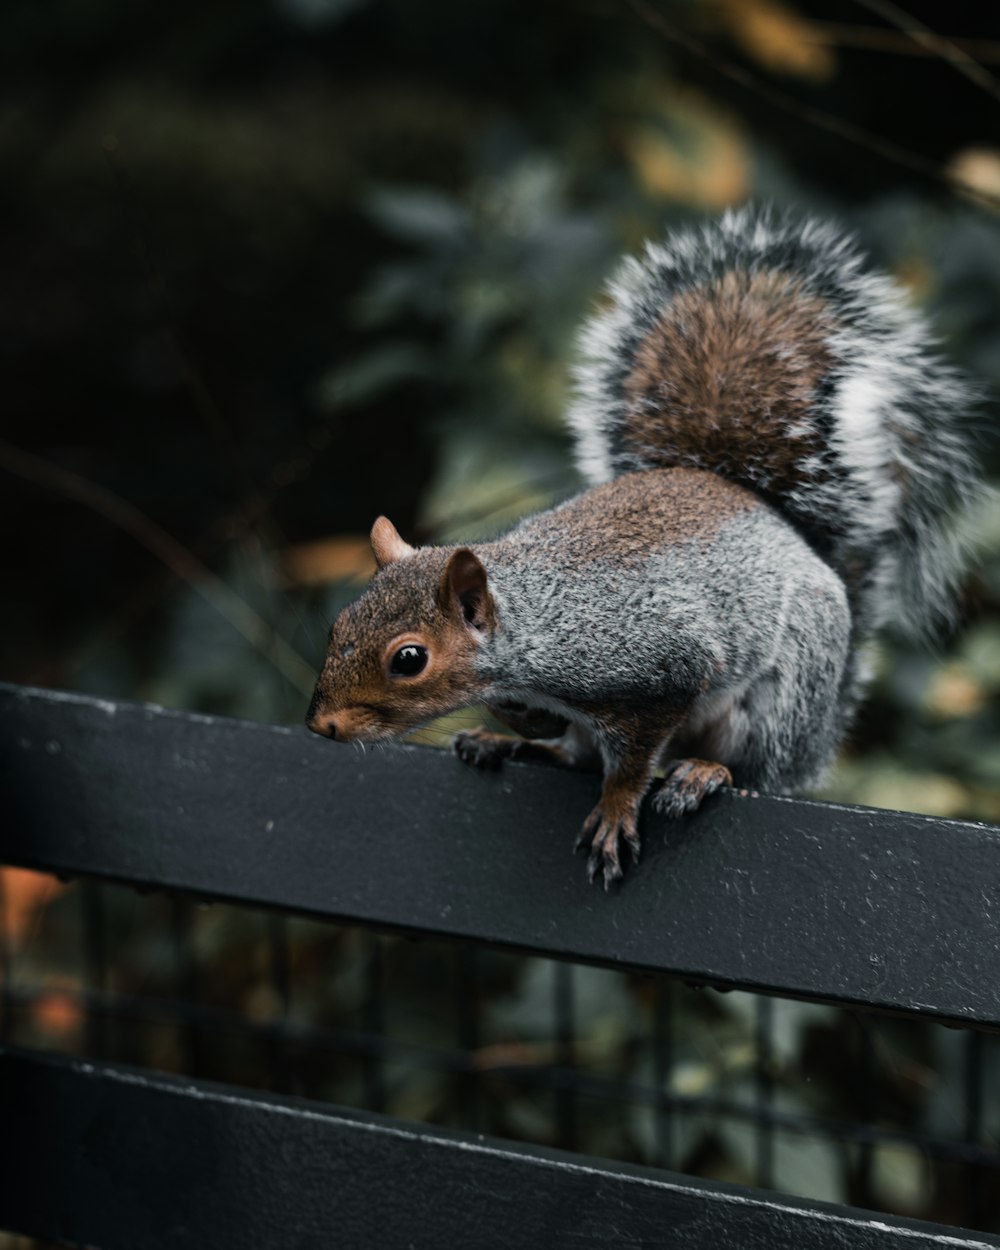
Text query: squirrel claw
586 840 623 891
653 758 732 819
587 848 623 891
574 812 598 855
578 807 640 890
453 728 511 770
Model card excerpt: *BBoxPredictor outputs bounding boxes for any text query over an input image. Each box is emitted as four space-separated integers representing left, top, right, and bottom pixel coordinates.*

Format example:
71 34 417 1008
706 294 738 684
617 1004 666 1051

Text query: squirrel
306 208 979 888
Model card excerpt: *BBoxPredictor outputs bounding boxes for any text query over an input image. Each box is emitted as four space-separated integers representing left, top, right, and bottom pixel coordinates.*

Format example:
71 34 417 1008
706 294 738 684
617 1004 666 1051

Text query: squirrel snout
306 709 340 740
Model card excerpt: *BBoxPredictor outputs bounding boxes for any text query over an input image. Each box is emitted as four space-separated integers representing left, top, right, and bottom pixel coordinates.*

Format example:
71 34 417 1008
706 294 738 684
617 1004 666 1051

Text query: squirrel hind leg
652 758 733 819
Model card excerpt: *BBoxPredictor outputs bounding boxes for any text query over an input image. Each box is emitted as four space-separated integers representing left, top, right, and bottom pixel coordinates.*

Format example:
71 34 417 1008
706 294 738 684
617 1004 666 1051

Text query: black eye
390 644 428 677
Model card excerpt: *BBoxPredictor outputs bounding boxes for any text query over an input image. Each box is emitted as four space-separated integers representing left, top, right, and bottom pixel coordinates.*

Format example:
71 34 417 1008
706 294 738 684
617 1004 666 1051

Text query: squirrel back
569 207 978 641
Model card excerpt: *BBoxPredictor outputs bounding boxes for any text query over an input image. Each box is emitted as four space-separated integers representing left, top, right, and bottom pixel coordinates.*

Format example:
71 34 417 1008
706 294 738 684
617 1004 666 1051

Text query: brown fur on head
306 518 495 743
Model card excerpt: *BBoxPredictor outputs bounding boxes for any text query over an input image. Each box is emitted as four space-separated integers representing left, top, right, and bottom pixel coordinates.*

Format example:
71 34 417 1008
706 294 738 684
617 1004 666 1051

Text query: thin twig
101 136 261 503
851 0 1000 107
805 22 1000 63
624 0 1000 213
0 439 317 695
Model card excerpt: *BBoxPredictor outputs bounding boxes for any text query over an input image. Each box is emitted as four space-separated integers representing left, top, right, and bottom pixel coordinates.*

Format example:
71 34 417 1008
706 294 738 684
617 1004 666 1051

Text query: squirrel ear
439 548 496 633
370 516 415 568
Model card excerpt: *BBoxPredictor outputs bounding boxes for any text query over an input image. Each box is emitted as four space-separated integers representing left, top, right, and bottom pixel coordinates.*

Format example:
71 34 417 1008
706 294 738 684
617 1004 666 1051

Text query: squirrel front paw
575 805 641 891
653 758 732 818
453 727 519 770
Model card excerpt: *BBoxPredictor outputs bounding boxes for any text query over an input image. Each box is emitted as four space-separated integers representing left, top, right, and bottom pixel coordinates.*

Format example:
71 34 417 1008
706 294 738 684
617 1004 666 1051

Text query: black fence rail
3 1046 996 1250
1 681 1000 1249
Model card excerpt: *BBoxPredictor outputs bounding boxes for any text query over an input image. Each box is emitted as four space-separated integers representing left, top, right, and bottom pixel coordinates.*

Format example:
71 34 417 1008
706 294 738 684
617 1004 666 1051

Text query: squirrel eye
389 644 428 677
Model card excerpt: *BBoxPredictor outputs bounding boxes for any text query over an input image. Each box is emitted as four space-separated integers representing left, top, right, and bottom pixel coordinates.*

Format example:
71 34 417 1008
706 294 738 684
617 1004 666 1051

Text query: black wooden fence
1 680 999 1248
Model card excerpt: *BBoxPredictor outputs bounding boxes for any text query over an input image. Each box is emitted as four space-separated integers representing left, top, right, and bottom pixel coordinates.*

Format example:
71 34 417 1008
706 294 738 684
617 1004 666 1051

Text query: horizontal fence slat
2 1045 997 1250
2 682 1000 1025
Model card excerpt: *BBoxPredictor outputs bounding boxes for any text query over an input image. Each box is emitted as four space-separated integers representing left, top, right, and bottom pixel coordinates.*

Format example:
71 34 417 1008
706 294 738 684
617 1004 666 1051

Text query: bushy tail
568 208 981 640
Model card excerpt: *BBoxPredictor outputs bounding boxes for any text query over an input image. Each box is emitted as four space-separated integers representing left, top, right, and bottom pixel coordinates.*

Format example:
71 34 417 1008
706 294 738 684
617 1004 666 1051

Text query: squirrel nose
306 710 339 740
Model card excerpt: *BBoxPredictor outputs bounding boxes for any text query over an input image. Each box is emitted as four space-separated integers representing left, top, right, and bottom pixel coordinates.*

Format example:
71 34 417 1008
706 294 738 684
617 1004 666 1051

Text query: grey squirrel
306 208 979 887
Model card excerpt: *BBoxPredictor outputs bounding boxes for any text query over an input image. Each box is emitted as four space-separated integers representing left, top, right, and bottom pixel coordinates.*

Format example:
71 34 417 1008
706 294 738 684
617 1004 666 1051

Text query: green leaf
366 187 471 246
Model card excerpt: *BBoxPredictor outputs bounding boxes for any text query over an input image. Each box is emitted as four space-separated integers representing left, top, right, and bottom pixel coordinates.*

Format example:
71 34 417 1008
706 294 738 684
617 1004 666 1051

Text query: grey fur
474 487 851 793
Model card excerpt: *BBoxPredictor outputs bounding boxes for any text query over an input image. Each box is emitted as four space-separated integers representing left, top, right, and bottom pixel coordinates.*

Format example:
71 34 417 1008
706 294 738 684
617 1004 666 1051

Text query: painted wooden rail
2 682 999 1248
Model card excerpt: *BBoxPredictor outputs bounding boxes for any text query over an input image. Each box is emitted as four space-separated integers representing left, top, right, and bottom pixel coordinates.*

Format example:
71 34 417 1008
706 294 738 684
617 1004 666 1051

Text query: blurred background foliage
2 0 1000 812
3 0 1000 1233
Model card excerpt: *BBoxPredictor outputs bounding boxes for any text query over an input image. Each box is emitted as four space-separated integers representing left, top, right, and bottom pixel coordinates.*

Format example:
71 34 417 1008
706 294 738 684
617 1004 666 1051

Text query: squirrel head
306 517 496 743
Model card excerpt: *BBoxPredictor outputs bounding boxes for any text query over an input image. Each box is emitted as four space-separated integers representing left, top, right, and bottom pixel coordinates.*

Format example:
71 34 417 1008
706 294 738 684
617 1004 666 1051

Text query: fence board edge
1 1045 997 1250
3 681 1000 1025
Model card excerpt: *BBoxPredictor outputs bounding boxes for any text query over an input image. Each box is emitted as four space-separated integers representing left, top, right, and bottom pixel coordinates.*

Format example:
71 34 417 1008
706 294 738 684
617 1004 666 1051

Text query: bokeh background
3 0 1000 1237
